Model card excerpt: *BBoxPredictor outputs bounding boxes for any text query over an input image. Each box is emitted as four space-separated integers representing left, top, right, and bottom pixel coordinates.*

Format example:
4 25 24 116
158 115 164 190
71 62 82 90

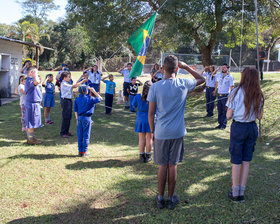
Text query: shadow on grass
0 95 139 148
260 79 280 88
8 150 280 224
8 197 149 224
65 159 138 170
8 154 78 160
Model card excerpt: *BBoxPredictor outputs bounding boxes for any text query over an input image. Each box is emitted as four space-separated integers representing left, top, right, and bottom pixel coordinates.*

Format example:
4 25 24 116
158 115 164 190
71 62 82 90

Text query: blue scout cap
79 85 88 94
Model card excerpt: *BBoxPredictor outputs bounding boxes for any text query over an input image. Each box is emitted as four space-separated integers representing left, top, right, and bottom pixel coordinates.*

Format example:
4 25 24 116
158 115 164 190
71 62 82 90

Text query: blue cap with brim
79 85 88 94
62 63 67 67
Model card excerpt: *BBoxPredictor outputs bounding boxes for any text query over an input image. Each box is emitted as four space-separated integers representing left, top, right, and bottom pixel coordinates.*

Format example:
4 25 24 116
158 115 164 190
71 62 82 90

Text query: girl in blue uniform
42 74 55 124
132 81 153 163
77 71 92 95
226 67 264 202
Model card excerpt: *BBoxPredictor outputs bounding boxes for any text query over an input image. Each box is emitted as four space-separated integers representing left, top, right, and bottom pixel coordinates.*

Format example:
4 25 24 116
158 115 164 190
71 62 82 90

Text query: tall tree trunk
201 46 213 66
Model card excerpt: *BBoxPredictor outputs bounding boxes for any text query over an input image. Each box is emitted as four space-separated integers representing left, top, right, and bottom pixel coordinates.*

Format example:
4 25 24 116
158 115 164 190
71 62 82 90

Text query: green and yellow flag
128 12 157 78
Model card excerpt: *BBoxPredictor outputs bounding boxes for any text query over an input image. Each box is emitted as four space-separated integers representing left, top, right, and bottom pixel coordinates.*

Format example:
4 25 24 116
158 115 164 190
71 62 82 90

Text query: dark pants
77 116 91 153
91 83 99 92
129 94 136 112
105 93 113 114
60 98 72 136
206 87 216 116
217 94 228 127
256 61 264 80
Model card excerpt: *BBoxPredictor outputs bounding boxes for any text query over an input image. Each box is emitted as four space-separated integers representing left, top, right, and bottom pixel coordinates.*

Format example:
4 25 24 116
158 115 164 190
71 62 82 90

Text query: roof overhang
0 36 54 51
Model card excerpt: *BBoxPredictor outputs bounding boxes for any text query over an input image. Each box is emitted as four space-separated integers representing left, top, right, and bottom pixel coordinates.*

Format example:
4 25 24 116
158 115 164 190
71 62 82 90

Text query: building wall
0 40 23 97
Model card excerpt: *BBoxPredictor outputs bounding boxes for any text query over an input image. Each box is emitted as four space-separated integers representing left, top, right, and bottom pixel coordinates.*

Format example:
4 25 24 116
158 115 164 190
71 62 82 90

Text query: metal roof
0 36 54 51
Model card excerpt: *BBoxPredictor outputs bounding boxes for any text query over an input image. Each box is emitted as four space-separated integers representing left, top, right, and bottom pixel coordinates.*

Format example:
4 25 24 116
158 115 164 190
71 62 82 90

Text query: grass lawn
0 72 279 223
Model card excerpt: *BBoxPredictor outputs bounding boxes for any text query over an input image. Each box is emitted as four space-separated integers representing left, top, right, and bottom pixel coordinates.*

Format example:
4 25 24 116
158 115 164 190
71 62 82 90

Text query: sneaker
228 191 239 202
140 154 146 163
27 137 42 145
220 126 227 130
145 153 152 163
67 132 74 137
166 194 180 210
78 152 83 157
239 195 245 202
81 151 90 157
61 134 69 138
215 125 222 129
155 195 165 209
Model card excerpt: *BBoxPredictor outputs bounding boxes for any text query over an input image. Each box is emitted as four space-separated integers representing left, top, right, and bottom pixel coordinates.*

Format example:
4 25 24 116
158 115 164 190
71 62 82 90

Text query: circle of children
18 55 264 209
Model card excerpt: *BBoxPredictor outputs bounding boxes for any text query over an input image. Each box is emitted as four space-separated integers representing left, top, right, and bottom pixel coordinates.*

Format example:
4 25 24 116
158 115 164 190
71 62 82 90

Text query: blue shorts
25 102 42 129
123 82 130 96
44 93 55 108
229 121 258 164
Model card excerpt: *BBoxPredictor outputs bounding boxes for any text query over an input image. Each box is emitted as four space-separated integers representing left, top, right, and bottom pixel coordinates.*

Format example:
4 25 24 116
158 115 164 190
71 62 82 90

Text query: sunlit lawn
0 72 279 223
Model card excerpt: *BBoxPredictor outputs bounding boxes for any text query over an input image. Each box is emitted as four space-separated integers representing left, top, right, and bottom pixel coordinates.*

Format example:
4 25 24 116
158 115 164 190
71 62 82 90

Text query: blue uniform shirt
216 72 234 94
147 78 197 140
23 68 28 75
105 80 116 95
24 76 43 103
155 72 163 80
226 88 260 122
203 72 216 88
78 78 92 87
74 94 101 117
132 94 149 120
120 69 131 83
45 81 55 94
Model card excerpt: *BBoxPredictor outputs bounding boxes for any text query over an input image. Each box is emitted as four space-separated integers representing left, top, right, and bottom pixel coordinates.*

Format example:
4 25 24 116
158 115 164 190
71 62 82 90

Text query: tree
7 21 49 59
67 0 264 65
18 0 59 20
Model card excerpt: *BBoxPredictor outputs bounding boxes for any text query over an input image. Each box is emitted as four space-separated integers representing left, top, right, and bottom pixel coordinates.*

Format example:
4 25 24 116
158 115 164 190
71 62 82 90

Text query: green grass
0 72 279 223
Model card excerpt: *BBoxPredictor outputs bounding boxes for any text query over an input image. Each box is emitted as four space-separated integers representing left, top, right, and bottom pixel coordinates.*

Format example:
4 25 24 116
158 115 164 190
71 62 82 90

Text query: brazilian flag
128 12 157 77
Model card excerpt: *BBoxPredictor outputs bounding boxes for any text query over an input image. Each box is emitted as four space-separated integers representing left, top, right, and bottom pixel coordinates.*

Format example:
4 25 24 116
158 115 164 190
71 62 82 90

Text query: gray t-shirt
147 78 197 140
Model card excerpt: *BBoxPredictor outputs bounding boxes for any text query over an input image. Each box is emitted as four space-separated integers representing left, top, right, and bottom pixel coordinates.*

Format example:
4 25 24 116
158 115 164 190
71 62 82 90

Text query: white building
0 36 52 98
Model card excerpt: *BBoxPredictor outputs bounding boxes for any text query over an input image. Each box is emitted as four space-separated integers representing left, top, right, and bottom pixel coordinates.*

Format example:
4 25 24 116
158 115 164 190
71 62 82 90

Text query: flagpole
254 0 262 139
157 0 168 12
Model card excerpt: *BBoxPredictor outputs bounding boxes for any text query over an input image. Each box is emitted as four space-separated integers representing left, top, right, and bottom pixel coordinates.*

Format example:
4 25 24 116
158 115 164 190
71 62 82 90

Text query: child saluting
101 74 116 115
74 85 103 157
226 67 264 202
42 74 55 124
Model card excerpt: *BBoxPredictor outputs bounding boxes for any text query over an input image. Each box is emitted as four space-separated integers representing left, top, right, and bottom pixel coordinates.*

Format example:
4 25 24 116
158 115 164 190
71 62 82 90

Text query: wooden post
35 47 39 69
229 49 232 68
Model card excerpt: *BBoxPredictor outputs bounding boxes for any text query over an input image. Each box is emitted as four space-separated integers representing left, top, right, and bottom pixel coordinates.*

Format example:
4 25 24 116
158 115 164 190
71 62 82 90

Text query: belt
206 86 215 89
79 114 91 117
61 98 72 100
233 119 256 124
218 94 228 97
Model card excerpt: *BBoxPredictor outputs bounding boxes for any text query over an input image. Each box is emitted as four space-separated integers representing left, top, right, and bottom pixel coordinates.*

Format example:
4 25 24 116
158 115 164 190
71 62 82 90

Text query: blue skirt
135 118 151 133
25 102 42 128
44 93 55 108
